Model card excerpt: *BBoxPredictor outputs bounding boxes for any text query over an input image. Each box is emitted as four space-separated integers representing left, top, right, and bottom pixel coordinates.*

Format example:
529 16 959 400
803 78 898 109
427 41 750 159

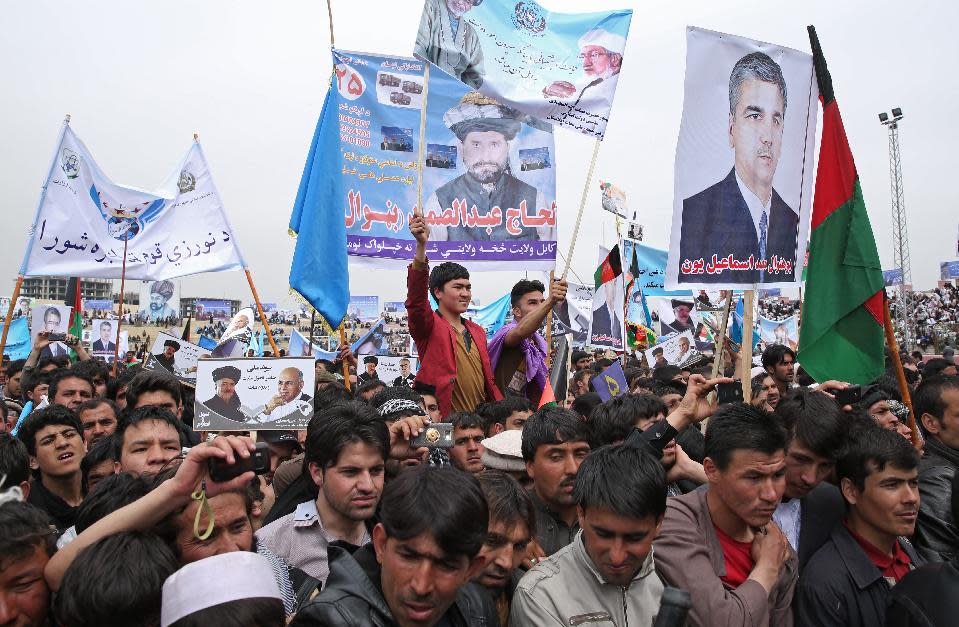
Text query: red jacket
406 263 502 417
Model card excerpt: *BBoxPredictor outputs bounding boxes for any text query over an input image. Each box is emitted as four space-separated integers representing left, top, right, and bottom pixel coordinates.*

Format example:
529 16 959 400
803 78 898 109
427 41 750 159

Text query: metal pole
882 114 913 350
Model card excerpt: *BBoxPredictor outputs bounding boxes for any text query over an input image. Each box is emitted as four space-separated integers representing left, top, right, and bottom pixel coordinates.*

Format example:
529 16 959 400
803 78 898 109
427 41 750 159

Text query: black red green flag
797 26 885 384
594 244 622 289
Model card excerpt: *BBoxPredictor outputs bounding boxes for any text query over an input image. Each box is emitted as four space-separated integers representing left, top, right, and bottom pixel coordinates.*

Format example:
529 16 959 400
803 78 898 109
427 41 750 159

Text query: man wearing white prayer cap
542 27 626 113
161 552 285 627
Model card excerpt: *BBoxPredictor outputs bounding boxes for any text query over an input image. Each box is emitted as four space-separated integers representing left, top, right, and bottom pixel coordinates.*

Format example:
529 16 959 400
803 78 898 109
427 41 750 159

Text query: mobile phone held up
716 381 744 406
208 441 271 483
410 423 454 448
834 385 862 407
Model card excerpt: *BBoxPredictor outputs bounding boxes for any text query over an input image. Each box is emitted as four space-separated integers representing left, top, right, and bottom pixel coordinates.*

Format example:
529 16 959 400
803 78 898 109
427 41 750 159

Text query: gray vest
435 171 539 241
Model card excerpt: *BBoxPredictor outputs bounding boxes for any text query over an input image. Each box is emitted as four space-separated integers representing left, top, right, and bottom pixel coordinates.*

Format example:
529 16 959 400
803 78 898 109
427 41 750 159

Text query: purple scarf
488 320 549 397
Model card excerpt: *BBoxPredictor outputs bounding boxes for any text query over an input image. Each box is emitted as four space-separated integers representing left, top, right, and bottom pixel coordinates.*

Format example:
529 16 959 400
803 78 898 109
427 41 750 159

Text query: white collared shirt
773 498 802 552
734 170 772 248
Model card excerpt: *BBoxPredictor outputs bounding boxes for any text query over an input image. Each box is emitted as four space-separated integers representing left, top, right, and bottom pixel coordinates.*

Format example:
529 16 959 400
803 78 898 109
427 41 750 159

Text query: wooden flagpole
339 323 351 390
740 289 756 402
544 271 555 368
561 138 602 280
883 298 920 448
307 310 316 356
111 236 130 375
710 294 735 380
0 276 25 358
415 62 431 216
244 269 280 356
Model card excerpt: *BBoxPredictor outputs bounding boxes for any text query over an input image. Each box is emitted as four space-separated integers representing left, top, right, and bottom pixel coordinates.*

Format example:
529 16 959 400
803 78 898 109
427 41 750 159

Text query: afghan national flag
181 316 192 342
797 27 885 384
67 277 83 361
594 244 622 289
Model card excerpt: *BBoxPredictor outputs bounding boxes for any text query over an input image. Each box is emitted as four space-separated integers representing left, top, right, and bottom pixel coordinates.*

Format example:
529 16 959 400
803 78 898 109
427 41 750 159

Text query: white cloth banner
22 124 246 280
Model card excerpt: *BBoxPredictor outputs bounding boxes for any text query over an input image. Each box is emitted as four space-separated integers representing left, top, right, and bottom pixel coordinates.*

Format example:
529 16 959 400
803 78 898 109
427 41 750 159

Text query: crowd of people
1 218 958 627
890 284 959 353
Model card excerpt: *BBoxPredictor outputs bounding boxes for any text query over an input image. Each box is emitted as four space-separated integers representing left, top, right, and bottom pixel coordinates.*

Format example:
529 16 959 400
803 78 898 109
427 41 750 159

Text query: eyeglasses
38 428 80 448
579 51 609 60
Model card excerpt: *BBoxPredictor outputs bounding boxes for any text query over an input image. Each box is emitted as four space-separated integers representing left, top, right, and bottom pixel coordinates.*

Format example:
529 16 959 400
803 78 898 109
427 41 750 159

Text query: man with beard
679 52 800 284
426 92 553 242
257 401 389 585
415 0 485 89
662 299 696 336
153 339 180 373
203 365 245 423
147 280 178 321
474 470 534 626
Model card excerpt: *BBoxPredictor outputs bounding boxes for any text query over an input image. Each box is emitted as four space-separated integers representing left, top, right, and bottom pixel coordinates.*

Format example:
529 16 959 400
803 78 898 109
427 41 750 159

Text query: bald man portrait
260 366 313 422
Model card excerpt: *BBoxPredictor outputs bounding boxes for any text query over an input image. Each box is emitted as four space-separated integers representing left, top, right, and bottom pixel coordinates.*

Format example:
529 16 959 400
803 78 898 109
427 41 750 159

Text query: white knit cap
577 28 626 54
160 552 282 627
480 429 525 472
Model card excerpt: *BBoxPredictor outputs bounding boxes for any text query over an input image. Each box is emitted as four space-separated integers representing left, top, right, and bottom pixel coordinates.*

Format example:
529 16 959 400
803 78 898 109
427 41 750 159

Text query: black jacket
796 482 845 572
913 437 958 563
291 544 499 627
678 168 799 284
885 559 959 626
797 523 924 627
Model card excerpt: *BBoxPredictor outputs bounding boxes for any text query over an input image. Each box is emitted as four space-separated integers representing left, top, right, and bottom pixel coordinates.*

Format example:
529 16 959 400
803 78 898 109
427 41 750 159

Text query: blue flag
289 89 349 328
198 335 218 351
594 360 628 402
3 318 31 361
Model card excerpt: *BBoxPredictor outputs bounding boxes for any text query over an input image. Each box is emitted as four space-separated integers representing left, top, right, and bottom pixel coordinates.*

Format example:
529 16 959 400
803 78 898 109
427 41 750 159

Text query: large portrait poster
357 354 419 387
587 247 624 351
666 27 818 290
330 49 558 270
413 0 632 138
90 319 128 361
144 331 209 384
758 315 798 350
139 280 180 322
30 304 71 358
551 281 593 345
644 330 697 368
193 357 315 431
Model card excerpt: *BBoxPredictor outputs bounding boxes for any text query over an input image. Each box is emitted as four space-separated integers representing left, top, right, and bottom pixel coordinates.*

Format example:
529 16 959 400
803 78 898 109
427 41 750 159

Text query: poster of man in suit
666 27 818 289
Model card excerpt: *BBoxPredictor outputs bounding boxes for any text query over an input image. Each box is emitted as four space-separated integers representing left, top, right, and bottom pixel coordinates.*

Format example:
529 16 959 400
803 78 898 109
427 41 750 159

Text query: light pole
879 108 912 350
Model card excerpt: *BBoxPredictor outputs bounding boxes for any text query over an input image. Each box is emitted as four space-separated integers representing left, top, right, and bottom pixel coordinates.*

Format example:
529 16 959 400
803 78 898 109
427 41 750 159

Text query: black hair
77 397 121 421
412 380 437 397
48 369 95 402
75 472 152 534
591 394 668 446
914 376 959 436
21 369 52 400
477 470 535 536
169 597 285 627
379 465 488 560
574 444 667 519
510 279 545 307
41 355 72 370
650 381 685 399
794 366 815 387
651 365 682 383
0 501 57 567
923 358 957 380
81 435 119 490
314 381 354 405
450 411 486 431
704 404 788 471
761 344 796 371
4 358 25 378
53 531 178 627
304 401 389 476
17 404 82 456
521 406 592 461
428 262 470 300
125 370 182 409
72 359 112 388
836 423 919 493
750 372 773 398
570 392 602 420
774 388 848 461
0 432 30 490
355 378 387 399
106 367 140 402
116 406 185 451
482 397 533 430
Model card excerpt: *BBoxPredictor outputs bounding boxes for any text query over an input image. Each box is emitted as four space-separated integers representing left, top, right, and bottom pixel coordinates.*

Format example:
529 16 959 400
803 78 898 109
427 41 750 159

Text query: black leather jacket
914 437 959 563
290 544 499 627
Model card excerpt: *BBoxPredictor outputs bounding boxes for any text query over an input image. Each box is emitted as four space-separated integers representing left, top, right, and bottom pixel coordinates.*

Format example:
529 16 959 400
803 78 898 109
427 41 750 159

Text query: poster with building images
357 354 419 387
211 307 256 358
939 260 959 280
644 330 697 369
139 280 180 322
347 296 380 322
193 299 233 321
551 281 593 346
666 27 818 290
383 301 406 315
30 304 72 357
89 319 129 361
758 315 798 351
144 331 209 385
193 357 316 431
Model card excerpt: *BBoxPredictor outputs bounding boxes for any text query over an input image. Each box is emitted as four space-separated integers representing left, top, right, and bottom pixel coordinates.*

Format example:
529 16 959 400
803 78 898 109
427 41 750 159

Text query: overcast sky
2 0 956 309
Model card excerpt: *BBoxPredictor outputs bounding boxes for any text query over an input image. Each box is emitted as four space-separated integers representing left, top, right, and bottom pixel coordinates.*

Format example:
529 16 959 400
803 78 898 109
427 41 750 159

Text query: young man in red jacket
405 211 502 418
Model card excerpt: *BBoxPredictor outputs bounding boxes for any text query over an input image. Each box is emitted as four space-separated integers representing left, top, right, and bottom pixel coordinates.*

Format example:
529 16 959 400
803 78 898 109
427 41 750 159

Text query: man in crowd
48 369 95 411
798 425 923 625
473 470 534 625
126 371 183 418
358 355 379 384
522 406 592 556
257 430 302 486
571 350 592 372
913 375 959 561
448 411 486 474
202 365 245 423
291 466 497 626
392 357 416 387
1 432 31 498
115 406 184 477
653 404 796 626
406 209 502 417
18 405 86 532
0 501 57 627
77 398 119 447
772 389 847 571
413 381 442 422
484 396 533 435
762 344 796 399
512 445 666 625
488 278 567 404
257 401 388 585
4 359 25 415
751 372 781 410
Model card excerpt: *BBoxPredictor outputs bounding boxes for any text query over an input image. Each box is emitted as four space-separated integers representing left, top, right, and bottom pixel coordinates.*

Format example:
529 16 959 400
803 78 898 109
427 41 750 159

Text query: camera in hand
208 441 271 482
47 333 67 342
410 423 454 448
834 384 862 406
716 381 744 406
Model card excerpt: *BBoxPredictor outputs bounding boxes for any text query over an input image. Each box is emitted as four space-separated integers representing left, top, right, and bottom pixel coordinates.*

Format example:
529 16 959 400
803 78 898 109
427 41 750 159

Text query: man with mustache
797 424 924 626
678 52 800 284
426 92 553 242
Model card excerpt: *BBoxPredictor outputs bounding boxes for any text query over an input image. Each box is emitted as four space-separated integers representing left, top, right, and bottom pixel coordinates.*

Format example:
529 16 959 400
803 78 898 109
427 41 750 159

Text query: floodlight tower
879 108 913 350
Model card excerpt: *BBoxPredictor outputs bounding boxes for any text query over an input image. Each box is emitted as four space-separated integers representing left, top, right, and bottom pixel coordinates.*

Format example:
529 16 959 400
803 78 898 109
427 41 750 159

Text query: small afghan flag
594 244 622 289
67 277 83 361
797 27 885 384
